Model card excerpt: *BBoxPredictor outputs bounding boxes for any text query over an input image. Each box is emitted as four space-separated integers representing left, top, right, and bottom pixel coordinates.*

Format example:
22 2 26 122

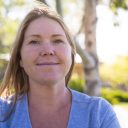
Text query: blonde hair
0 3 75 98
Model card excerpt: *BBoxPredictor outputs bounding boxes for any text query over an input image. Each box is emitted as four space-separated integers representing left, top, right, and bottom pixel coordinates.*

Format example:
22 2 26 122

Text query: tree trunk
37 0 48 6
83 0 101 96
38 0 63 16
55 0 63 16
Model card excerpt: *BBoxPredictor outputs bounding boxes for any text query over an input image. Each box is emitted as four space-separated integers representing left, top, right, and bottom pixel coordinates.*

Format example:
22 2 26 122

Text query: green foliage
0 0 25 8
0 19 19 53
109 0 128 14
68 74 84 92
68 76 128 105
0 59 7 69
0 1 21 54
0 0 25 48
101 88 128 104
0 1 4 6
0 0 27 79
0 59 7 80
100 56 128 87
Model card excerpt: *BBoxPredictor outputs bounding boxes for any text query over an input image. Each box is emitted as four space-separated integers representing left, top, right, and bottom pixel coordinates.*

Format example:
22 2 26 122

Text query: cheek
59 46 72 66
20 48 36 68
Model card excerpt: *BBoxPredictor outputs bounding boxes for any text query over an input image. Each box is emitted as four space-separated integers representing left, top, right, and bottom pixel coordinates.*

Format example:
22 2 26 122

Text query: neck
28 83 71 111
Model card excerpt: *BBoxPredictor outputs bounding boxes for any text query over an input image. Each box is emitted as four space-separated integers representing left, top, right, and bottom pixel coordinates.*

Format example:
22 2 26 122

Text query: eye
53 39 64 44
29 40 40 45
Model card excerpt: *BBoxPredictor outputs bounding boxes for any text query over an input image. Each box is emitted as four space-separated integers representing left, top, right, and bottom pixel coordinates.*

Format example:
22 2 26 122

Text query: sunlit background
1 1 128 64
0 0 128 127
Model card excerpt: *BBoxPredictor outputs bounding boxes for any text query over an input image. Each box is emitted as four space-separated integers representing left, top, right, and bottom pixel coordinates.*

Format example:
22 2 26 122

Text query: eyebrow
25 34 41 38
52 34 65 37
26 34 65 38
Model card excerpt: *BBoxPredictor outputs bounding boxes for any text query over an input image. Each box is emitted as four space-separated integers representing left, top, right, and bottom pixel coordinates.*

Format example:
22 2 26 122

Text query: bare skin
28 85 72 128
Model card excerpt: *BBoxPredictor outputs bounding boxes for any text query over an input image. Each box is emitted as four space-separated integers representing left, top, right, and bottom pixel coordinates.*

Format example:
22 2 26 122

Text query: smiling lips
36 62 60 66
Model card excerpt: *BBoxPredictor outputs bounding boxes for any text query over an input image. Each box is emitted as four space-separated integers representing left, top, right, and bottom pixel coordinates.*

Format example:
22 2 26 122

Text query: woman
0 3 120 128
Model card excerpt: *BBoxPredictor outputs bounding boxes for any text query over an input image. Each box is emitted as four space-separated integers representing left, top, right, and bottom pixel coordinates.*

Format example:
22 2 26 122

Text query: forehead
24 17 66 37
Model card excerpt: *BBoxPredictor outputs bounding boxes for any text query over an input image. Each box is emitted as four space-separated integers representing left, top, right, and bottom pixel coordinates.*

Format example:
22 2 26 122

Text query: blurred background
0 0 128 127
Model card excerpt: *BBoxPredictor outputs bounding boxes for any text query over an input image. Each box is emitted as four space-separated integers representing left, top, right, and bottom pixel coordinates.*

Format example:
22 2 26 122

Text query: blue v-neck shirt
0 89 120 128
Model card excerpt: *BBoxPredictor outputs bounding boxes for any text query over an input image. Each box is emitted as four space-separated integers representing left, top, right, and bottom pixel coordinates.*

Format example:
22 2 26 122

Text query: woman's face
20 17 72 87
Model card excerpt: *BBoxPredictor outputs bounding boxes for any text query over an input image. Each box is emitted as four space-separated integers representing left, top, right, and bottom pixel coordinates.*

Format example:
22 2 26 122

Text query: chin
40 77 64 85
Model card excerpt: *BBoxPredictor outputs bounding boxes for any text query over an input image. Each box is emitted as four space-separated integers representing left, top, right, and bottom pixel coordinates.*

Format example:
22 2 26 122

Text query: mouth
36 62 60 66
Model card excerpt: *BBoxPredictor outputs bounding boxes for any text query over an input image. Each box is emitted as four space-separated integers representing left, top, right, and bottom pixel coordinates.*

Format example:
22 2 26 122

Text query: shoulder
71 89 114 113
0 94 26 113
0 97 13 127
0 94 25 118
0 95 27 127
71 89 108 104
0 97 13 118
70 89 120 127
0 97 12 111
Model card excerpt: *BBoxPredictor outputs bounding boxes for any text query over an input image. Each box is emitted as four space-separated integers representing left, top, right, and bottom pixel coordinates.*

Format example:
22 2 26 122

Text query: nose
40 50 55 56
39 42 55 56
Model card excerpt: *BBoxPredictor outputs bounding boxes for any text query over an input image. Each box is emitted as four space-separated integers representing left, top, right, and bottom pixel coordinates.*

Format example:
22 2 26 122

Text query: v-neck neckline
25 89 75 128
